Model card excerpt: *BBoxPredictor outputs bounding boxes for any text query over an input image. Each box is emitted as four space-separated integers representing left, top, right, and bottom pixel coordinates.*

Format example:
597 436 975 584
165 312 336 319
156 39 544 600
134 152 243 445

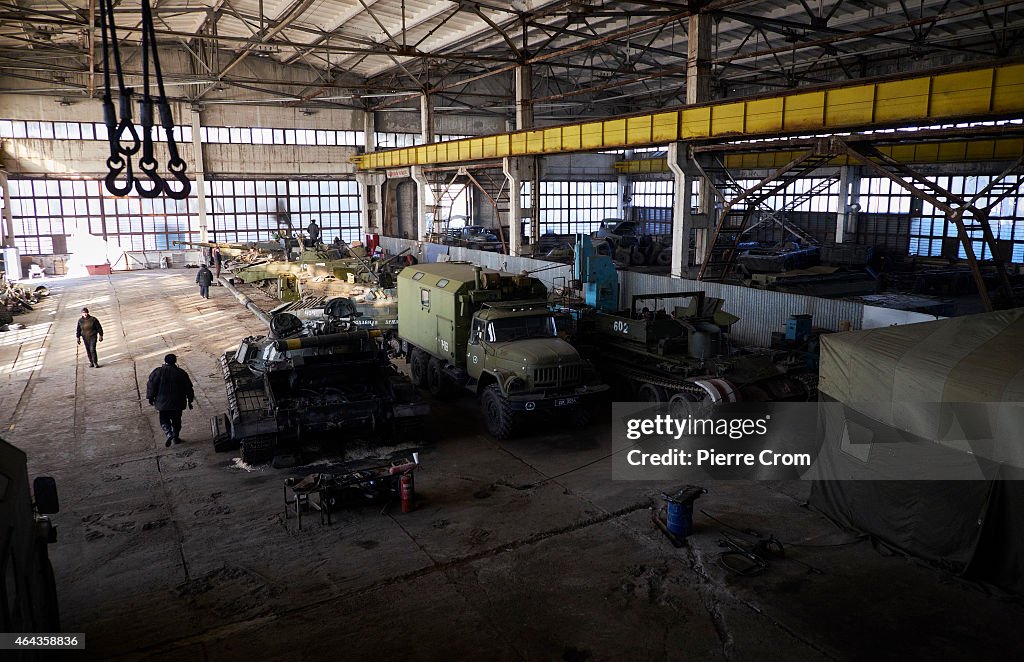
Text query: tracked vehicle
212 298 429 464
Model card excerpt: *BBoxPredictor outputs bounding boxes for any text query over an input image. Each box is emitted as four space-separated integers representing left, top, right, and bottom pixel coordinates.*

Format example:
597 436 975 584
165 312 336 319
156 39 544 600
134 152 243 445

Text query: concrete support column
190 109 209 243
668 142 701 279
503 157 530 256
410 165 431 241
686 13 712 105
515 65 534 130
617 150 632 219
675 12 712 277
0 169 14 247
359 110 381 239
842 166 862 240
356 172 384 238
363 108 376 152
420 92 434 144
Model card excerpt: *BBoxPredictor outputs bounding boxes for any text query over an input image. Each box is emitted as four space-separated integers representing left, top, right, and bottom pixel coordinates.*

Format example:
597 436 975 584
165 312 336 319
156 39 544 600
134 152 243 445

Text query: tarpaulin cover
809 308 1024 594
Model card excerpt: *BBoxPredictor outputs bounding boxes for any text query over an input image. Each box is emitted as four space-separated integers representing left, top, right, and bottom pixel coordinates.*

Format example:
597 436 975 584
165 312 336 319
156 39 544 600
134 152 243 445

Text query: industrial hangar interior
2 0 1024 658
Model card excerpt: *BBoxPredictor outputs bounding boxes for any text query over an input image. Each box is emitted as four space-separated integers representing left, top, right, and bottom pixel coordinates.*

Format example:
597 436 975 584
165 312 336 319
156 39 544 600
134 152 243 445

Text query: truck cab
466 304 583 393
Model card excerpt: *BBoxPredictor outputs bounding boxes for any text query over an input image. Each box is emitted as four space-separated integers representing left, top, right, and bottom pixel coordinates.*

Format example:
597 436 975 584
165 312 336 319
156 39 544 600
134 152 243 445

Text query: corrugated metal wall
380 237 867 345
619 271 864 345
380 237 574 290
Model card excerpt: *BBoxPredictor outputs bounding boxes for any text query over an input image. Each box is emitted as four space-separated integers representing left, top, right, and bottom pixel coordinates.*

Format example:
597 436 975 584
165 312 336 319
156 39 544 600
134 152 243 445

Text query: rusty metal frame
835 138 1018 310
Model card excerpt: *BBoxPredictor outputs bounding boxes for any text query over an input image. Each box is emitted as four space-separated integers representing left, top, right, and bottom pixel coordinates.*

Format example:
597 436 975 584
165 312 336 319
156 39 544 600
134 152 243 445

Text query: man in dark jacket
146 354 195 447
76 307 104 368
196 264 214 299
212 245 223 278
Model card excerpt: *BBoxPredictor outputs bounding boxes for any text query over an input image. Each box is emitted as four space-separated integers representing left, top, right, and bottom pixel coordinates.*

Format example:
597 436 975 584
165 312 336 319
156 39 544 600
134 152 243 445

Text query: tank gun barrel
220 277 274 328
377 247 412 267
337 238 380 284
272 330 376 351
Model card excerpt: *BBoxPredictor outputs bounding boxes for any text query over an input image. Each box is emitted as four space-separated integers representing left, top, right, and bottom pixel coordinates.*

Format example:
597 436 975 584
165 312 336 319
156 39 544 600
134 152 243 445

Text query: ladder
698 149 835 281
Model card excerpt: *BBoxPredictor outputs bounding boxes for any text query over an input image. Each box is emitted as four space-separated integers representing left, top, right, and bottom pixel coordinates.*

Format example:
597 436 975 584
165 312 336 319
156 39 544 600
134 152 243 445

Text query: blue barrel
665 500 694 537
662 485 707 538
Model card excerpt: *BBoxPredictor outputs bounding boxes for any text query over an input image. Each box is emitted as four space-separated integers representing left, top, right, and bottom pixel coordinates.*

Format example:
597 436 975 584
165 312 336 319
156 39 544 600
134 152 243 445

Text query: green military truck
397 262 607 438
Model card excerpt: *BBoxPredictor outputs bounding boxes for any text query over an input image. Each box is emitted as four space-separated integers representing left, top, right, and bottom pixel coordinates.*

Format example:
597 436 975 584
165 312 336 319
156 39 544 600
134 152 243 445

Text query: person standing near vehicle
76 307 104 368
196 264 214 299
147 354 195 447
307 219 321 247
212 245 223 278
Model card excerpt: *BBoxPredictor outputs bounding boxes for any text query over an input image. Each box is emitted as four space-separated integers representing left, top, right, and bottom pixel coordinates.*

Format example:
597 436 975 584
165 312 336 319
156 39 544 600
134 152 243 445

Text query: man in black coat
146 354 195 447
196 264 214 299
76 307 104 368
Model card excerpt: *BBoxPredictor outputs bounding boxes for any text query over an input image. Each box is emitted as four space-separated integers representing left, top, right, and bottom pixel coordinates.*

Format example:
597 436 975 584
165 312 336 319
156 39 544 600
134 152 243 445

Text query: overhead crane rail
352 61 1024 171
613 137 1024 173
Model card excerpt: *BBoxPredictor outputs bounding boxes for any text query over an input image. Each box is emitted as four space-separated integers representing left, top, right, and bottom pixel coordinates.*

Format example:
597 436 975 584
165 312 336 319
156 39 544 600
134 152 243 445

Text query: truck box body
397 262 546 369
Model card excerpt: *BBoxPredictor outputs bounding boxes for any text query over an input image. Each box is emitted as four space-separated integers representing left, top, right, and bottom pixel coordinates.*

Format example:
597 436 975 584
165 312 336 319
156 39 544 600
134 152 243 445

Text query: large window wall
3 177 362 255
206 179 362 244
910 175 1024 262
4 179 199 253
537 181 619 235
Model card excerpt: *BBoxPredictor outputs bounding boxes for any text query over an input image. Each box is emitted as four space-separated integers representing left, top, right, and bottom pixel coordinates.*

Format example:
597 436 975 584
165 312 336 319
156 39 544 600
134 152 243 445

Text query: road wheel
427 357 452 398
636 382 667 403
656 248 672 266
630 247 647 266
410 348 429 388
481 384 516 439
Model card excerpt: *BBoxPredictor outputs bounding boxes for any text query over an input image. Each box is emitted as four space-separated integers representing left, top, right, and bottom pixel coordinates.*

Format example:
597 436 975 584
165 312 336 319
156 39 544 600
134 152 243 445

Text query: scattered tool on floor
283 453 419 529
701 509 826 576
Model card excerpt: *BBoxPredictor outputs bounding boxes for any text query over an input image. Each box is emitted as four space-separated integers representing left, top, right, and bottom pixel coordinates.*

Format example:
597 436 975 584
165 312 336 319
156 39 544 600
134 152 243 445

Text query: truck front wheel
410 348 429 388
481 385 516 439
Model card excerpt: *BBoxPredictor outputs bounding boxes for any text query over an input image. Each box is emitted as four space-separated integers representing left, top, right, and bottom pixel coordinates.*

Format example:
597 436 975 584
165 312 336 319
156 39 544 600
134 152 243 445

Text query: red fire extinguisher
400 473 415 513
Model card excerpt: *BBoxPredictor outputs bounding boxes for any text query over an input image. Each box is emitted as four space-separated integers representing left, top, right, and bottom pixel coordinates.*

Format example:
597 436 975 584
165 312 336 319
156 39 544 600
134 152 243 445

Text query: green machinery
175 240 406 303
397 262 608 439
568 234 818 403
571 292 818 403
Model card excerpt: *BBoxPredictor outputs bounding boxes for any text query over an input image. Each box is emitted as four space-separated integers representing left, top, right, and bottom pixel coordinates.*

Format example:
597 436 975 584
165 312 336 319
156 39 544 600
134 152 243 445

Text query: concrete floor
2 270 1022 661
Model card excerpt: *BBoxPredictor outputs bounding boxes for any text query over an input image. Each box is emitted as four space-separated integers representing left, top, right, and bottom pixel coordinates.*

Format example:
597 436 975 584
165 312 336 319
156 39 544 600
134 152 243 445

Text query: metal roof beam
353 61 1024 170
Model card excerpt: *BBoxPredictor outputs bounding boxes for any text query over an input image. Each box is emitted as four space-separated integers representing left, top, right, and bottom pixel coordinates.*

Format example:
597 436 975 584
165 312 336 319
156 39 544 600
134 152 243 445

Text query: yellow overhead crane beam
612 136 1024 172
352 62 1024 171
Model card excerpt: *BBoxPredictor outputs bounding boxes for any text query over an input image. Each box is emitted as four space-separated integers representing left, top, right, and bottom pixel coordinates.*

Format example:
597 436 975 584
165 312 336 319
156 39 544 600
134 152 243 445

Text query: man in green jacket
76 307 104 368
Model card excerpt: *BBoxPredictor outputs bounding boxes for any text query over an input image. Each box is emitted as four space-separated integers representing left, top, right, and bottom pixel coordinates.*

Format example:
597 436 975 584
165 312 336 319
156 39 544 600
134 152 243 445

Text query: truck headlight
505 377 527 393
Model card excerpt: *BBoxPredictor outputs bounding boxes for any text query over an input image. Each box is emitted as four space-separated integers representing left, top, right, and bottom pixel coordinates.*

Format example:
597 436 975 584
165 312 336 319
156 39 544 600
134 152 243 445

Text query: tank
397 262 608 439
226 242 410 303
211 301 429 465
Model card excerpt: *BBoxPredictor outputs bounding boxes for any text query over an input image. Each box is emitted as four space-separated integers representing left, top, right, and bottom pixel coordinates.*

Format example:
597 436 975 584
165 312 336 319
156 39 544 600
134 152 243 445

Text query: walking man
196 264 214 299
76 307 104 368
147 354 195 447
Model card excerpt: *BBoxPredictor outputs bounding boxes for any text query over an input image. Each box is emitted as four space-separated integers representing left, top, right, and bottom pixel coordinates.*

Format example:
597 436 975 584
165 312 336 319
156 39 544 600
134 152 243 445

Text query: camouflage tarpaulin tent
809 309 1024 593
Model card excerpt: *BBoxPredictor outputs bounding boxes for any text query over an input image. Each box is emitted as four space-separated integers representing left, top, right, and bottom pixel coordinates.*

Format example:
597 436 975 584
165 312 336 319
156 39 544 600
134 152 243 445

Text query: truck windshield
487 315 557 342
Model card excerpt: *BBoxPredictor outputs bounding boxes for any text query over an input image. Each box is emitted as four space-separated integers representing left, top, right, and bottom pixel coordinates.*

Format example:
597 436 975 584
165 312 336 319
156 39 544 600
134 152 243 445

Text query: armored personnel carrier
212 298 429 465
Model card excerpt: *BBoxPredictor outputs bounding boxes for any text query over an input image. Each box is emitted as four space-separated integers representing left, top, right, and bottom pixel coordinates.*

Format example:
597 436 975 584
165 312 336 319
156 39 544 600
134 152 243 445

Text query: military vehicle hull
212 311 428 465
569 292 818 404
